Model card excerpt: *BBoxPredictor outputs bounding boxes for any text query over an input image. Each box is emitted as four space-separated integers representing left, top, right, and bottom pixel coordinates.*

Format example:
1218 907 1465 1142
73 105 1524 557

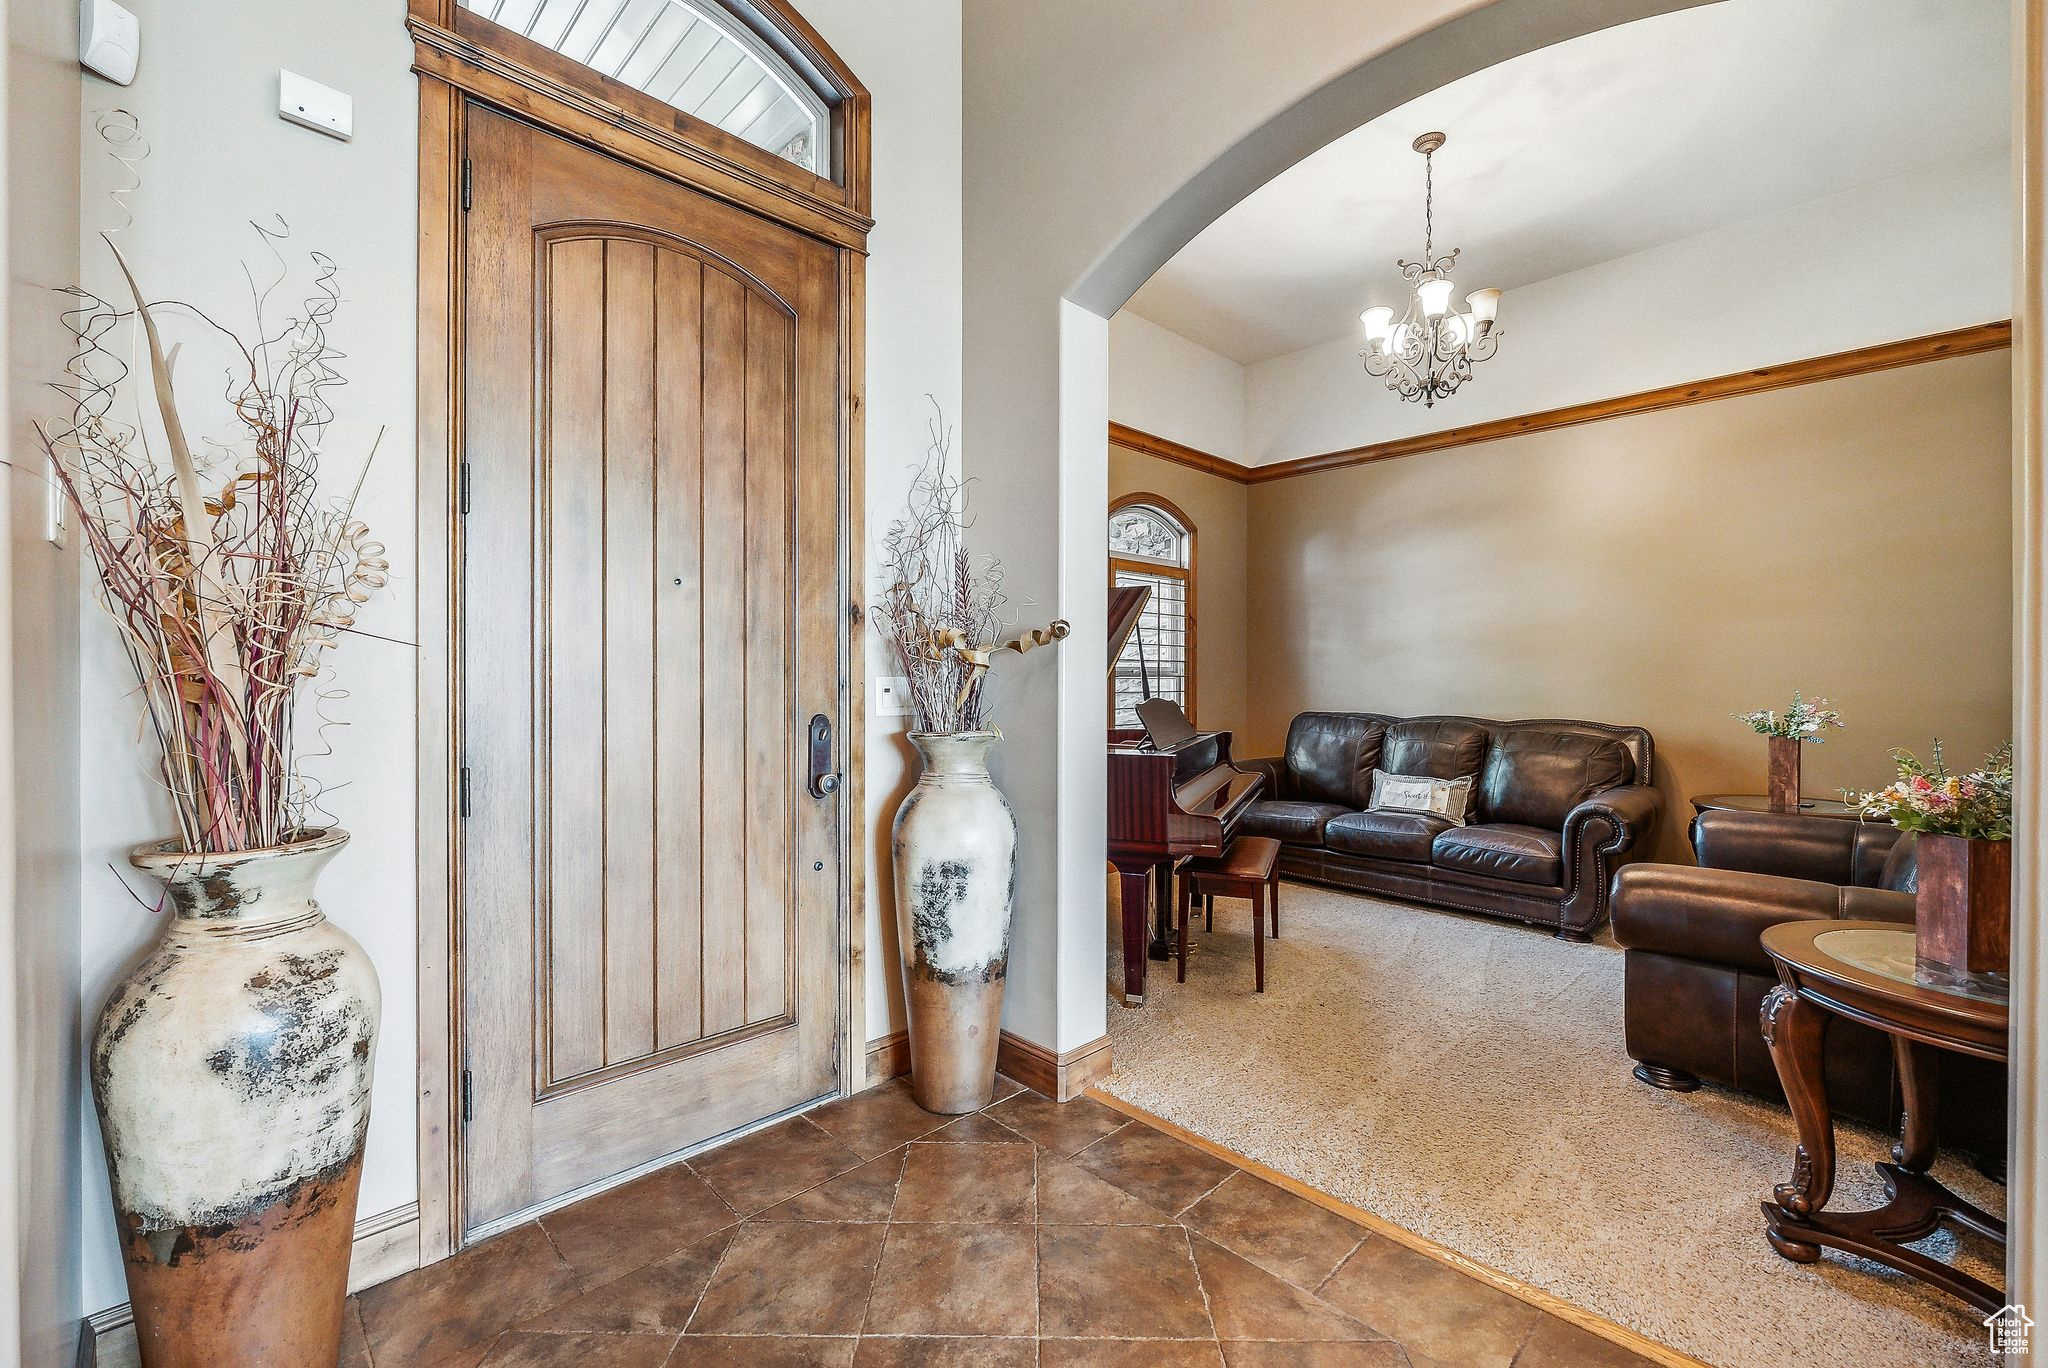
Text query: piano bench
1176 836 1282 992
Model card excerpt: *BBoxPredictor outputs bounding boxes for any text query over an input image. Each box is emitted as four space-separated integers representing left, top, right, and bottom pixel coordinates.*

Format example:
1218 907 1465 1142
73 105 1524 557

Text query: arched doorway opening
1058 0 2045 1345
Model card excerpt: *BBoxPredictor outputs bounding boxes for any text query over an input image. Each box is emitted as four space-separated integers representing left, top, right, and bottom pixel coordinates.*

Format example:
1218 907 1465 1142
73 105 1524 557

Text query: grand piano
1105 586 1265 1003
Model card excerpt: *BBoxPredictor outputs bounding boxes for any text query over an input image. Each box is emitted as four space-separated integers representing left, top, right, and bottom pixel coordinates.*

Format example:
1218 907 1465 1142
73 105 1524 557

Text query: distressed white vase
892 732 1018 1113
92 828 379 1367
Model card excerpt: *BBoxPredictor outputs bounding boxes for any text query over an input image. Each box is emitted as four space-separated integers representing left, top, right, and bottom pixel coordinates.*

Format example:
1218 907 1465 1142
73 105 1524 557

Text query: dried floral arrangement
1854 740 2013 841
47 166 387 854
1734 691 1844 742
875 409 1068 735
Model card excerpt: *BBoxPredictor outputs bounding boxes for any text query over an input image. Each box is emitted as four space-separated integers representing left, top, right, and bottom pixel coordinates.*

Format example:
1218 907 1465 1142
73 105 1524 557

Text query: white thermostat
279 70 352 141
80 0 140 86
875 677 915 718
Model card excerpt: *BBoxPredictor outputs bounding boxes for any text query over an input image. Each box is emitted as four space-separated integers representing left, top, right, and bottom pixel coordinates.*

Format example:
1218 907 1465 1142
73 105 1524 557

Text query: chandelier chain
1423 148 1434 264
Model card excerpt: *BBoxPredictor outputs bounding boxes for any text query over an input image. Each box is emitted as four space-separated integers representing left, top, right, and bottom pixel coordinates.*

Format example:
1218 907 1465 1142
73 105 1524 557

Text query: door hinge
460 157 472 212
459 461 471 515
461 1068 473 1124
459 766 472 818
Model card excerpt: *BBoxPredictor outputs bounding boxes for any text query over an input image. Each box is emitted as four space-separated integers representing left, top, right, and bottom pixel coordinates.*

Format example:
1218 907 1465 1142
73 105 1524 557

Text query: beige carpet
1102 878 2004 1368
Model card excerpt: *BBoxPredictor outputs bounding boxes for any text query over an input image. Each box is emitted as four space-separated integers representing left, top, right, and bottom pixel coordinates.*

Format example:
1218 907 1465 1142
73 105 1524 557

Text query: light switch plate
875 676 914 718
45 457 66 548
279 70 352 141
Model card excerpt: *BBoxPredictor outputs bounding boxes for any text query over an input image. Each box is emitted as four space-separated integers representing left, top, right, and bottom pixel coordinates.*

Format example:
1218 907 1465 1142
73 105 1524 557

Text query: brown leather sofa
1239 711 1661 938
1611 810 2004 1164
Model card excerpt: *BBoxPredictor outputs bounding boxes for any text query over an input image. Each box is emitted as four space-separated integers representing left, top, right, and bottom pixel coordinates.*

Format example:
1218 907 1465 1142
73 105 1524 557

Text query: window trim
1109 492 1197 727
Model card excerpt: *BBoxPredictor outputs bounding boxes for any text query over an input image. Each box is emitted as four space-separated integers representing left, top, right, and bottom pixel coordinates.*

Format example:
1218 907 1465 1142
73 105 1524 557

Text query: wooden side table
1758 920 2007 1312
1691 793 1862 820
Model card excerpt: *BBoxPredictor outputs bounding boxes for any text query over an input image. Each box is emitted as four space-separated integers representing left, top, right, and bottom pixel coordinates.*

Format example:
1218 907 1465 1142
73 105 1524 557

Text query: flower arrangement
875 408 1068 734
1733 692 1845 743
1853 740 2013 841
44 221 386 854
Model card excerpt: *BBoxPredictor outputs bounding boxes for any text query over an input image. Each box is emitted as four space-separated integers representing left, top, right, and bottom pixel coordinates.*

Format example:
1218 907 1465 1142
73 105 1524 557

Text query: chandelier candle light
1360 132 1502 407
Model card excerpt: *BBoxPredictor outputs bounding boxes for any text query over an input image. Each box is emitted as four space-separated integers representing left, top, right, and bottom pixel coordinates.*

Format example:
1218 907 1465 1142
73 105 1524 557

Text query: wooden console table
1758 920 2007 1312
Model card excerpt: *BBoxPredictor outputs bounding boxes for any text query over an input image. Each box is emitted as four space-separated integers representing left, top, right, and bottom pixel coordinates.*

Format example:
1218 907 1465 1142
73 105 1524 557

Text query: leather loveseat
1239 711 1661 938
1610 810 2005 1163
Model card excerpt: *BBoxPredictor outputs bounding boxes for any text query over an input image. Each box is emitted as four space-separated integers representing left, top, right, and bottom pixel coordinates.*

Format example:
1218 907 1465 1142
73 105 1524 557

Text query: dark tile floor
349 1078 1656 1368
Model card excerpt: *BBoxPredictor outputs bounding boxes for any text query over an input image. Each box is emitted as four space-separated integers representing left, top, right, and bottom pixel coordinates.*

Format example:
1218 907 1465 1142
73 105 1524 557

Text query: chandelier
1359 132 1501 407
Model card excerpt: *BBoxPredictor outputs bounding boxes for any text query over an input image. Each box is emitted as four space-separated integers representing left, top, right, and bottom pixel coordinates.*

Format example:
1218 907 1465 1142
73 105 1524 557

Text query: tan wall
1245 350 2014 863
1110 444 1250 739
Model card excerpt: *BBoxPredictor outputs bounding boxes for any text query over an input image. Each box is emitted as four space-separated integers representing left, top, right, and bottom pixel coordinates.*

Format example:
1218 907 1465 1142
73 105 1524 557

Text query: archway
1044 0 2044 1321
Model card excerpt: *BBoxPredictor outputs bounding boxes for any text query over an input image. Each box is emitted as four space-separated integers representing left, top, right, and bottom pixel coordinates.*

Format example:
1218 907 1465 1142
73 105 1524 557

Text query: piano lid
1108 584 1150 677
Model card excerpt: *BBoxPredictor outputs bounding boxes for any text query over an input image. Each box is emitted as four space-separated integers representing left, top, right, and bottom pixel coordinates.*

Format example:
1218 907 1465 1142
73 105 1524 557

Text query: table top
1761 920 2008 1061
1691 793 1862 819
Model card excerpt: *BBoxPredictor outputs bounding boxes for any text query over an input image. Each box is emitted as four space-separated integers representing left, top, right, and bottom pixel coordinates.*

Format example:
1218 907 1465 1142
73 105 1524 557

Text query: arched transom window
461 0 832 174
1109 498 1194 729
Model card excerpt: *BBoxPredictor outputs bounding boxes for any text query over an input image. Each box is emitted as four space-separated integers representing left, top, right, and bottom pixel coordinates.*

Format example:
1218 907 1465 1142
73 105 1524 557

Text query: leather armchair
1611 810 2003 1165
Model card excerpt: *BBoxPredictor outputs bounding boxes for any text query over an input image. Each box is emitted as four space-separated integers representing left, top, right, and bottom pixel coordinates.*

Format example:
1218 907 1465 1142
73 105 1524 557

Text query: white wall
74 0 420 1314
810 0 965 1050
6 0 84 1357
1108 310 1246 460
1246 147 2012 464
67 0 962 1317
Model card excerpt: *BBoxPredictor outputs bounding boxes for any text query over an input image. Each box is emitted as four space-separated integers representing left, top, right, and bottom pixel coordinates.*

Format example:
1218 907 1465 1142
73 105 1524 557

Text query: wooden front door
458 104 845 1231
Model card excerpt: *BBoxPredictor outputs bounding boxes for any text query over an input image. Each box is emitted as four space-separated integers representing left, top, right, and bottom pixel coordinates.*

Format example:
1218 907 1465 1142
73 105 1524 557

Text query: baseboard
864 1028 911 1086
348 1201 423 1293
84 1202 421 1367
996 1030 1113 1102
864 1028 1113 1102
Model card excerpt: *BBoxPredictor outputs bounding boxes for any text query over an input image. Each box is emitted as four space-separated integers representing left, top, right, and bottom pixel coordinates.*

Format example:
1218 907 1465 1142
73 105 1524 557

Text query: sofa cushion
1242 800 1350 847
1478 729 1633 829
1325 808 1455 863
1431 823 1564 886
1284 712 1386 808
1381 718 1488 784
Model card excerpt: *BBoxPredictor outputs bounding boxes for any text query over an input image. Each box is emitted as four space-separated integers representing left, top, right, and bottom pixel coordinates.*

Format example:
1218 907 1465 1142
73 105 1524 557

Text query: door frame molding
411 0 871 1267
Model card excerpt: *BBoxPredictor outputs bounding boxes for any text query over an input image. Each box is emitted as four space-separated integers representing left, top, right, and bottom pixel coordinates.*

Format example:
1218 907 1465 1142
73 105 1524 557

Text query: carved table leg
1892 1035 1937 1173
1113 861 1153 1003
1760 984 1835 1256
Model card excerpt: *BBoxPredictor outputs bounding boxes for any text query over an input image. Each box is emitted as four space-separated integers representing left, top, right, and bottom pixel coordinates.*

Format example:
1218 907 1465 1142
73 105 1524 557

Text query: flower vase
92 829 380 1367
891 732 1018 1113
1767 736 1802 812
1914 832 2012 996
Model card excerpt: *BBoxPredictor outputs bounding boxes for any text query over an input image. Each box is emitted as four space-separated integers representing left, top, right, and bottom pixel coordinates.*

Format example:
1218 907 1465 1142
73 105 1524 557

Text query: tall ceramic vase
892 732 1018 1114
92 828 380 1367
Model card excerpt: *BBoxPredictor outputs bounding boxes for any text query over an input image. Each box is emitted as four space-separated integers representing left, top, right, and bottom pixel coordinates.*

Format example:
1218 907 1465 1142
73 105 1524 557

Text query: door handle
807 714 839 798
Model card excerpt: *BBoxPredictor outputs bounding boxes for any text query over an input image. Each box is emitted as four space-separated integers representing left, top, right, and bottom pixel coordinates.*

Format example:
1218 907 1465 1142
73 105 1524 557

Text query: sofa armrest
1238 757 1290 802
1556 784 1662 933
1690 809 1879 883
1565 784 1662 854
1611 863 1915 974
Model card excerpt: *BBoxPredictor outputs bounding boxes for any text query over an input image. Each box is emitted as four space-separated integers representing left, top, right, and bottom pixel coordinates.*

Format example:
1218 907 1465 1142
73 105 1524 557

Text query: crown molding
1108 322 2013 489
1244 321 2013 483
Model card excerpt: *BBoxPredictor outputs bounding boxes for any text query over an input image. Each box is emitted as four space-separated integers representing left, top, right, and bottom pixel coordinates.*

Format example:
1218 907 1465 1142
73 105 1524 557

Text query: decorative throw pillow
1369 768 1472 825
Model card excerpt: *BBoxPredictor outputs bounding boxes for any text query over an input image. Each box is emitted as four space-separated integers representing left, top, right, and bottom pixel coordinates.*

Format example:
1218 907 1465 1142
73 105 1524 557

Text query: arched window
457 0 838 177
1109 496 1195 729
